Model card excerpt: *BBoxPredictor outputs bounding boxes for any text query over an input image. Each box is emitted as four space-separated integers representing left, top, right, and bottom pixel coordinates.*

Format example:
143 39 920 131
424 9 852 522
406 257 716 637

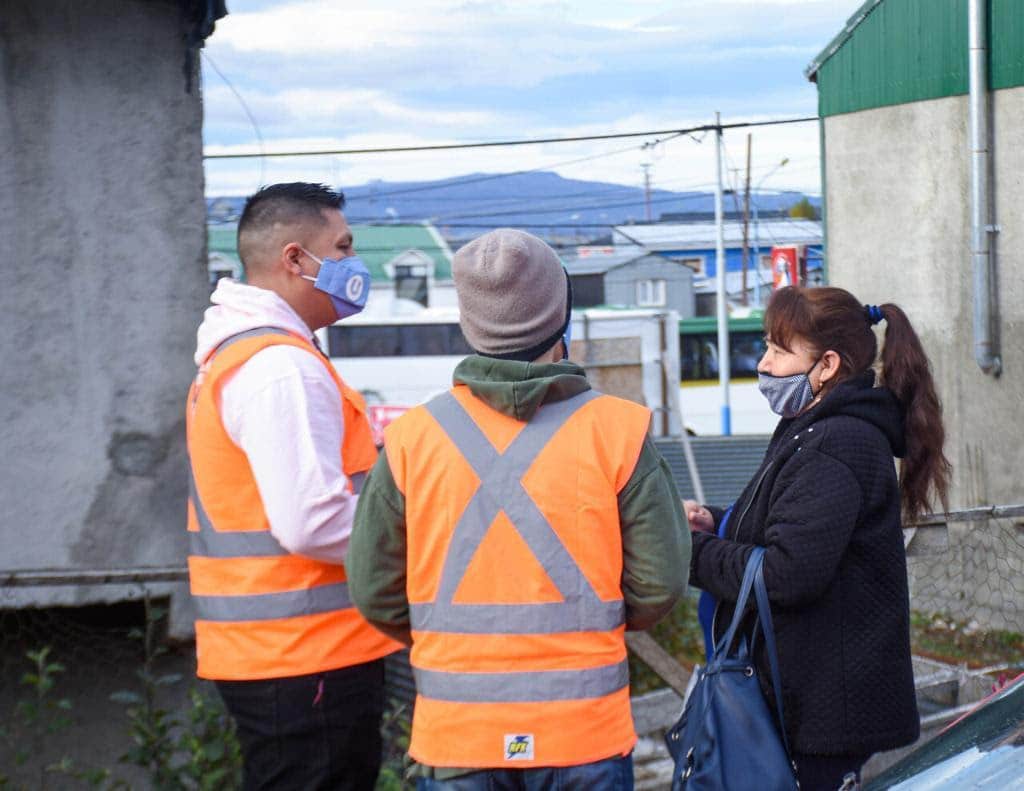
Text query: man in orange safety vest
186 182 400 790
348 228 691 789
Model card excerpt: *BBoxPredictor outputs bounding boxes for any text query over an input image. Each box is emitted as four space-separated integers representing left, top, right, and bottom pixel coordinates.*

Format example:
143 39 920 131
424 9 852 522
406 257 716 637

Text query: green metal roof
206 222 453 282
807 0 1024 118
679 312 764 335
208 225 240 261
353 224 453 281
804 0 885 83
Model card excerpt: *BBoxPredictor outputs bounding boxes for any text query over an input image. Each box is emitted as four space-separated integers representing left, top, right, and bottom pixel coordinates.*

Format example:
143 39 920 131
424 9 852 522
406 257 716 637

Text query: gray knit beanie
452 229 570 360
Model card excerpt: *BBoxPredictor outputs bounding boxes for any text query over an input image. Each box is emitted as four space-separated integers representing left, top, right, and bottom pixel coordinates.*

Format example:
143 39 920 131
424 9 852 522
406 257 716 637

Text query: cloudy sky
201 0 864 197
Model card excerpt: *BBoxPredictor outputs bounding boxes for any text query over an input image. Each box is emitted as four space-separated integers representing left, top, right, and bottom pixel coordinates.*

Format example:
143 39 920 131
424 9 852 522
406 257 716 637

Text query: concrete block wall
0 0 208 631
822 88 1024 629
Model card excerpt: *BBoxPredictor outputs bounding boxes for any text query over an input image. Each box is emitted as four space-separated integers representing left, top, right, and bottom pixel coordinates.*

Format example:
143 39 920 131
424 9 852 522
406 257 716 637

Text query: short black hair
237 183 346 270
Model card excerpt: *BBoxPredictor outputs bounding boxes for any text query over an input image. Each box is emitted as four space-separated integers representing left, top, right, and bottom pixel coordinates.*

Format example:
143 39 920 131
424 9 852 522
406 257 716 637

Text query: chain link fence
2 507 1022 789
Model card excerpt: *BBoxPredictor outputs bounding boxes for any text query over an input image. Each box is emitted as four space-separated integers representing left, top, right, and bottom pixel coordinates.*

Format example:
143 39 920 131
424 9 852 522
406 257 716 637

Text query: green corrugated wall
990 0 1024 91
816 0 1024 117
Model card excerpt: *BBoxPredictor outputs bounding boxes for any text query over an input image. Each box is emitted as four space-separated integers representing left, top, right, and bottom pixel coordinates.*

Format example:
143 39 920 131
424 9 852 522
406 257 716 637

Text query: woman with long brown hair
685 285 951 790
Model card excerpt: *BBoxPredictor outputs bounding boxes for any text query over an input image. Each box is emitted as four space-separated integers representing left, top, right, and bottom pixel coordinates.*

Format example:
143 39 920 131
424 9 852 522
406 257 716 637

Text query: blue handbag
665 547 798 790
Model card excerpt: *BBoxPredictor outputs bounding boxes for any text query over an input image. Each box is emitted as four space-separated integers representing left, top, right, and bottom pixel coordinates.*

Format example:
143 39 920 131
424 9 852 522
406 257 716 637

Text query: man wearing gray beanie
349 229 690 789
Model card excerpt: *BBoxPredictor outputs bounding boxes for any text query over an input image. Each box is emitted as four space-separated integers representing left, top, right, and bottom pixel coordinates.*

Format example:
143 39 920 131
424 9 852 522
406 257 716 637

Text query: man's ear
280 242 304 275
819 349 841 383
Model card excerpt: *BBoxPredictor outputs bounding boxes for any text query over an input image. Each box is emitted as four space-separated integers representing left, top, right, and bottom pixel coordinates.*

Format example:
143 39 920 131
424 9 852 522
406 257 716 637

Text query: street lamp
752 158 788 306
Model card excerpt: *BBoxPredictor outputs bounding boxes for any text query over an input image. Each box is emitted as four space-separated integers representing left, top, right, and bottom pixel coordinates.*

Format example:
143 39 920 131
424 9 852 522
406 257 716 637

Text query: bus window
328 325 399 357
446 324 474 356
679 331 765 381
730 334 765 377
327 323 472 358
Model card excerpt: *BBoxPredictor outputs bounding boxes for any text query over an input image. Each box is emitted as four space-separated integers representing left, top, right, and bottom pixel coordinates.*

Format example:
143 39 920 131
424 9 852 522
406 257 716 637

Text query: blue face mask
299 248 371 320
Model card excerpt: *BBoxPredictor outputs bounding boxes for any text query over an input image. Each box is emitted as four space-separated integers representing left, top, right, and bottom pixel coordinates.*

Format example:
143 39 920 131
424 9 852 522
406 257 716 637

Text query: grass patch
911 611 1024 669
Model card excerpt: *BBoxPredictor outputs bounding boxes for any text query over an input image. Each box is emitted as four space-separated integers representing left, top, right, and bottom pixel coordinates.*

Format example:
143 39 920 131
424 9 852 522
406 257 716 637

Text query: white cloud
203 109 822 198
201 0 853 196
201 83 502 144
210 0 858 90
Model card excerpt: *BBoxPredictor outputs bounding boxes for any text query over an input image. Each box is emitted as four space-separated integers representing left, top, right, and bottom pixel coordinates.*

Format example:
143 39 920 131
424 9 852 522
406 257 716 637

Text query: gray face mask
757 360 821 418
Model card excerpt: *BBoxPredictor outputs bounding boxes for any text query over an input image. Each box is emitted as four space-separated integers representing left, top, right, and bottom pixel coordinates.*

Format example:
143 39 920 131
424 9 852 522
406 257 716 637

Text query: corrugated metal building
565 246 697 318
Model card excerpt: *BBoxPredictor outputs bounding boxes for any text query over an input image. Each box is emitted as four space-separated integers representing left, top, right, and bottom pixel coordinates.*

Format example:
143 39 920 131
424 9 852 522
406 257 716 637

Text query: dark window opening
570 274 605 308
394 266 428 307
328 323 473 358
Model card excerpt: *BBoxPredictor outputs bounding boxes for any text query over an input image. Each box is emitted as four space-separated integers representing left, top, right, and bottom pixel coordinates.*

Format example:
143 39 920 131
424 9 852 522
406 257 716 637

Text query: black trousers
216 658 386 791
793 752 872 791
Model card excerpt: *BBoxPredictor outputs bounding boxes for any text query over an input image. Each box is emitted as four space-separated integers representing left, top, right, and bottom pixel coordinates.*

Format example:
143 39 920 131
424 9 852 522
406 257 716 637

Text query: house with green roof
207 221 456 310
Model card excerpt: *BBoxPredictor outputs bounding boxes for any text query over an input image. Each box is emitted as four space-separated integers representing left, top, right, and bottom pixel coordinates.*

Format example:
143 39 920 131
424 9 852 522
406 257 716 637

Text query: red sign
770 246 803 290
367 404 410 447
577 246 617 258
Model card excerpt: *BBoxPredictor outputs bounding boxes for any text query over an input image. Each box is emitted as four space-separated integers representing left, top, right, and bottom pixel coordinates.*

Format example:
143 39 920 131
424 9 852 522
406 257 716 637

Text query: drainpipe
968 0 1001 375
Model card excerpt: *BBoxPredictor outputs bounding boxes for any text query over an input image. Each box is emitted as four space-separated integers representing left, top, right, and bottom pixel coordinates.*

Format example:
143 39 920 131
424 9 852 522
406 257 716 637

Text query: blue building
612 219 823 312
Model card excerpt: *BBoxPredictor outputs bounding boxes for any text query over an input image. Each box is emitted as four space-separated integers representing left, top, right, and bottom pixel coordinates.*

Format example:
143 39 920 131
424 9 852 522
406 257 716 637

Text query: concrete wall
0 1 208 628
822 88 1024 629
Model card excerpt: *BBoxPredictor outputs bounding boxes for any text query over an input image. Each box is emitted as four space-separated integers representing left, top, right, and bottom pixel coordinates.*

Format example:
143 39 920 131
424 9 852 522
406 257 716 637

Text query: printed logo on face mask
504 734 534 761
345 273 365 302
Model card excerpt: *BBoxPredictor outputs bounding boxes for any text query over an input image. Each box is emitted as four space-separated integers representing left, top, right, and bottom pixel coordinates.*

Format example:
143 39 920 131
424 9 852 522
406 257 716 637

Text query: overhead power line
343 132 687 201
201 52 266 185
203 116 818 160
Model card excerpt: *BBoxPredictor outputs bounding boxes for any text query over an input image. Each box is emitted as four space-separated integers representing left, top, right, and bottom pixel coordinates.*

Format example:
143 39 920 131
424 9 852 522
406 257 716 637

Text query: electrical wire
203 116 818 160
341 132 687 202
201 51 266 185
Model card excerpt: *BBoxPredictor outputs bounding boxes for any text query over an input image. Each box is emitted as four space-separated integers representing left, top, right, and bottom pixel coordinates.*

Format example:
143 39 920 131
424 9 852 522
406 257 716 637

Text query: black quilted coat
690 372 920 756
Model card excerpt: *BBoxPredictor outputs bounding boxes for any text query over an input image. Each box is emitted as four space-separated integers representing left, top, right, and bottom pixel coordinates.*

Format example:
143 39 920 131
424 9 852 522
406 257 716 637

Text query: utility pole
740 134 752 306
714 113 731 436
641 162 653 222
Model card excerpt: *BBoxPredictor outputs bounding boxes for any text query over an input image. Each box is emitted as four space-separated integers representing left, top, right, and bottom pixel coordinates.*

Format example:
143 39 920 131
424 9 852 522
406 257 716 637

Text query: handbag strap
752 554 792 759
713 546 763 659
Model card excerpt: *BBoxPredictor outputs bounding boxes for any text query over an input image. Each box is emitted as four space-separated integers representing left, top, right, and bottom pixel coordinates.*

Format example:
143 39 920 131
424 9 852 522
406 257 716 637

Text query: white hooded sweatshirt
193 278 357 564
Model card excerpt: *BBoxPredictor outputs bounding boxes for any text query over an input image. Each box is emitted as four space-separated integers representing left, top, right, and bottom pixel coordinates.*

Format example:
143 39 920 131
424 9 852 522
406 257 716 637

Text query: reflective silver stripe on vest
409 390 625 635
211 326 292 356
192 581 352 622
188 468 289 558
413 658 629 703
350 471 367 494
189 327 350 622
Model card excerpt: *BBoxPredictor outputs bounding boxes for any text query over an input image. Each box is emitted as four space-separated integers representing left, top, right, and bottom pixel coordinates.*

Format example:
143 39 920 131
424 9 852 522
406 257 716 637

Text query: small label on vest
504 734 534 761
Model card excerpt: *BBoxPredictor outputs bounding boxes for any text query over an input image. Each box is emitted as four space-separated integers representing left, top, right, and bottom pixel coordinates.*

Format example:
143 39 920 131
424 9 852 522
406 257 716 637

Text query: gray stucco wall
822 88 1024 629
0 1 207 627
604 257 696 318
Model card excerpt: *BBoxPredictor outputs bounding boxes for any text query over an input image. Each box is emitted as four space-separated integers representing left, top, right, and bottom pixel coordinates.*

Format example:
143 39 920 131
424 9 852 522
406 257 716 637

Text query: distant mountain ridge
207 171 819 243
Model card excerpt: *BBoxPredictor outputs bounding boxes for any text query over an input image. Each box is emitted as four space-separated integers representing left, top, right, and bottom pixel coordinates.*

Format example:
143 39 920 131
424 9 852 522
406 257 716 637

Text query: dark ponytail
765 286 951 520
878 303 952 520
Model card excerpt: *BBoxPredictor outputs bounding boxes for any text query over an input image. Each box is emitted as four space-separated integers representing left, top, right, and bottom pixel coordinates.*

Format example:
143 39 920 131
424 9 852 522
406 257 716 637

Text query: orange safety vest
384 384 651 768
186 327 399 681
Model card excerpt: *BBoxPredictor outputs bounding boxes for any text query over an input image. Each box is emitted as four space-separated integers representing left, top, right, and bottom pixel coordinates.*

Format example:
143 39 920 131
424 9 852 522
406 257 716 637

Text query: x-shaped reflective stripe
409 390 625 635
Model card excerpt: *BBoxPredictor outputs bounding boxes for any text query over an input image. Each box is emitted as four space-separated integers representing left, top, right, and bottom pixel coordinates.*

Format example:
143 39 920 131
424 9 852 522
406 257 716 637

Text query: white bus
317 306 469 408
318 305 775 438
317 305 687 439
678 312 777 435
